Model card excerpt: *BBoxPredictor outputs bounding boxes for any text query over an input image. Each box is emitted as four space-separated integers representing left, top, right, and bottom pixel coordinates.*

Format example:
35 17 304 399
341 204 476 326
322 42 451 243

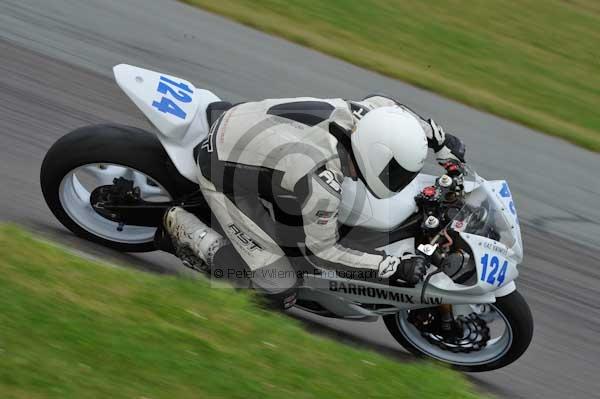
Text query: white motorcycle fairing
113 64 219 182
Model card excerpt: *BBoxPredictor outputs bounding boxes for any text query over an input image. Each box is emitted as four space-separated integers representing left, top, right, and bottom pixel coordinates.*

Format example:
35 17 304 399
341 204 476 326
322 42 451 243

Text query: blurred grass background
0 225 483 398
185 0 600 151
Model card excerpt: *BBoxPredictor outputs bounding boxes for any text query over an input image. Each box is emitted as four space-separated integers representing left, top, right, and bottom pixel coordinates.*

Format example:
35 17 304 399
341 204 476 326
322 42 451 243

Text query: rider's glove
427 119 466 164
378 254 427 285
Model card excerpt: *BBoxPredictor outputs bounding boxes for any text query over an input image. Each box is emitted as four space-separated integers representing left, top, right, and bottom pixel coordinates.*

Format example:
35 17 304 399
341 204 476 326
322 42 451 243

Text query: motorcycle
40 65 533 372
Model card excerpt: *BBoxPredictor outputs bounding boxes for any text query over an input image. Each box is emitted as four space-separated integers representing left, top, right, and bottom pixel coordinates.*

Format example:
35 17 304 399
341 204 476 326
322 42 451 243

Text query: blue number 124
152 76 193 120
480 254 508 286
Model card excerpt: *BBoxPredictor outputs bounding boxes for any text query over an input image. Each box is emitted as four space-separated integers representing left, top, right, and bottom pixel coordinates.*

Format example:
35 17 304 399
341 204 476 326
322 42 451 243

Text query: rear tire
383 290 533 372
40 124 197 252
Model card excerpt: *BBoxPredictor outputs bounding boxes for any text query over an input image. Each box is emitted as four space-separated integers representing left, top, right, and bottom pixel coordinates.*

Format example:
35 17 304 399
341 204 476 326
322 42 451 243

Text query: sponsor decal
201 122 217 153
316 210 335 218
499 182 512 198
379 261 397 277
329 281 442 305
451 220 466 232
200 136 213 153
483 241 508 256
315 210 337 225
228 224 262 252
349 102 370 120
318 169 342 195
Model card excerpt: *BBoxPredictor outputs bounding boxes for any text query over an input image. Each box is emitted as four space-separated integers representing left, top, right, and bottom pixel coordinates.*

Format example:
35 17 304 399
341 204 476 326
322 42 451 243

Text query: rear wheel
383 290 533 372
40 124 197 252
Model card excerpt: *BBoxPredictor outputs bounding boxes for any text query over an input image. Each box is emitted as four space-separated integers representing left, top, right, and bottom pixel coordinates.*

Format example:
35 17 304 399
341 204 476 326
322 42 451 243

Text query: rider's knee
252 256 297 291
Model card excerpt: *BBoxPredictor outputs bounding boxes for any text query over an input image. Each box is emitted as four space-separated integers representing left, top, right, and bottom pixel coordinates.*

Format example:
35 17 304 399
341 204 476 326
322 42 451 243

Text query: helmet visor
378 158 418 192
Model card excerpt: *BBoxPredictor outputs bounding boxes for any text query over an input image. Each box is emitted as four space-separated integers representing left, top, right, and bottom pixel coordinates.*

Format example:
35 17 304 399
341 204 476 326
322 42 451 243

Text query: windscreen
448 181 518 251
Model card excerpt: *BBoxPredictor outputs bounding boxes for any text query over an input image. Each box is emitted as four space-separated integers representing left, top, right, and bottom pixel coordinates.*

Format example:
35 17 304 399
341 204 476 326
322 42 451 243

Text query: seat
205 101 233 128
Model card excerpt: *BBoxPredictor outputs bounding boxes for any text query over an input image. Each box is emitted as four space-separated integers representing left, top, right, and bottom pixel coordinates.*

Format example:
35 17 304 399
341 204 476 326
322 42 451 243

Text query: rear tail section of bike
113 64 220 182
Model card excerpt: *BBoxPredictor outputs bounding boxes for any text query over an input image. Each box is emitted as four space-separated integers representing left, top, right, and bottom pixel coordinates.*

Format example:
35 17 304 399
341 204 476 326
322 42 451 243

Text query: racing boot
163 207 227 272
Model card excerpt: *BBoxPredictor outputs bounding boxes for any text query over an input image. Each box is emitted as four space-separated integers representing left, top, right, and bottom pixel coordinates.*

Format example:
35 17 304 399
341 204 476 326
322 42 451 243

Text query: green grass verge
0 225 483 399
184 0 600 152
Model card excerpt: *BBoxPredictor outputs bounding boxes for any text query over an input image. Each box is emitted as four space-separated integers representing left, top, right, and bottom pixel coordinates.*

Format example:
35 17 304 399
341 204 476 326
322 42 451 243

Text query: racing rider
161 95 466 308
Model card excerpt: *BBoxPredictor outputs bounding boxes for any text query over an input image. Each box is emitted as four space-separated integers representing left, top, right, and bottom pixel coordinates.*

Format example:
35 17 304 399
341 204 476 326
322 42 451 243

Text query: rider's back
213 97 352 192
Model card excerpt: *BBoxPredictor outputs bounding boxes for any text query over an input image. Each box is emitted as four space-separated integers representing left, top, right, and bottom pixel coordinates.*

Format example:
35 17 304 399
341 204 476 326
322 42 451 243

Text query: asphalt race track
1 1 599 397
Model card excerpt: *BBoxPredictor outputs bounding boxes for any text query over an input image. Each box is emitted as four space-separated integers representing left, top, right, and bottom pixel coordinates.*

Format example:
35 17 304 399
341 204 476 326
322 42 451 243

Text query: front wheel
383 290 533 372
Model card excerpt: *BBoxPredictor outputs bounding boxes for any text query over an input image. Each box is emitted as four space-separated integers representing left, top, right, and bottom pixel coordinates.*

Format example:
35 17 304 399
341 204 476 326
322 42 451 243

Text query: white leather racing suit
194 95 450 294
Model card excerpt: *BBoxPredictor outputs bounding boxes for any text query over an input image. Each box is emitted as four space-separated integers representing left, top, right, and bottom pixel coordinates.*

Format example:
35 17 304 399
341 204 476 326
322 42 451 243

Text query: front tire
40 124 196 252
383 290 533 372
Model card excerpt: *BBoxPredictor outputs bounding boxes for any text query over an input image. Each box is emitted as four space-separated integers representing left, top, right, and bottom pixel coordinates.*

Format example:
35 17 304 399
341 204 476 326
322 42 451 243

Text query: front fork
439 304 456 334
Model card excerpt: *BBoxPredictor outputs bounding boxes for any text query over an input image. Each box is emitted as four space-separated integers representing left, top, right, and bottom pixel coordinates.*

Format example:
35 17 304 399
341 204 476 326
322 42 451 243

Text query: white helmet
351 106 428 199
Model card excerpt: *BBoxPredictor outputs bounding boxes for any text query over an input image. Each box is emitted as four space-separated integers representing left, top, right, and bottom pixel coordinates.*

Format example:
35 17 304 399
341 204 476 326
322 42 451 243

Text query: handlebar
414 161 470 269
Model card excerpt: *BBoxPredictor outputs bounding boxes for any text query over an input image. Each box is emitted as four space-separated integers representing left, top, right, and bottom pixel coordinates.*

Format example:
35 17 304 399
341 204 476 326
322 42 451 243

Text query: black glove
378 254 427 285
437 133 466 163
427 119 466 163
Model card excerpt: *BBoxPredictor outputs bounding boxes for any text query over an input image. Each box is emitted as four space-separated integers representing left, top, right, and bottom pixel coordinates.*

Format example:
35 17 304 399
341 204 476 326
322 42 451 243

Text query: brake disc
409 310 491 353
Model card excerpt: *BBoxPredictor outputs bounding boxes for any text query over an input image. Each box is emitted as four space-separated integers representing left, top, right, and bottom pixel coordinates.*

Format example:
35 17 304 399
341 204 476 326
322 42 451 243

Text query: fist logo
318 169 342 195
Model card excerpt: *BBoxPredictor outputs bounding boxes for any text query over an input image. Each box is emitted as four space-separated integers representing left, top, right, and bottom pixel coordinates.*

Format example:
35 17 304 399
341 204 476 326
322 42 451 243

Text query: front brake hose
420 268 443 305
